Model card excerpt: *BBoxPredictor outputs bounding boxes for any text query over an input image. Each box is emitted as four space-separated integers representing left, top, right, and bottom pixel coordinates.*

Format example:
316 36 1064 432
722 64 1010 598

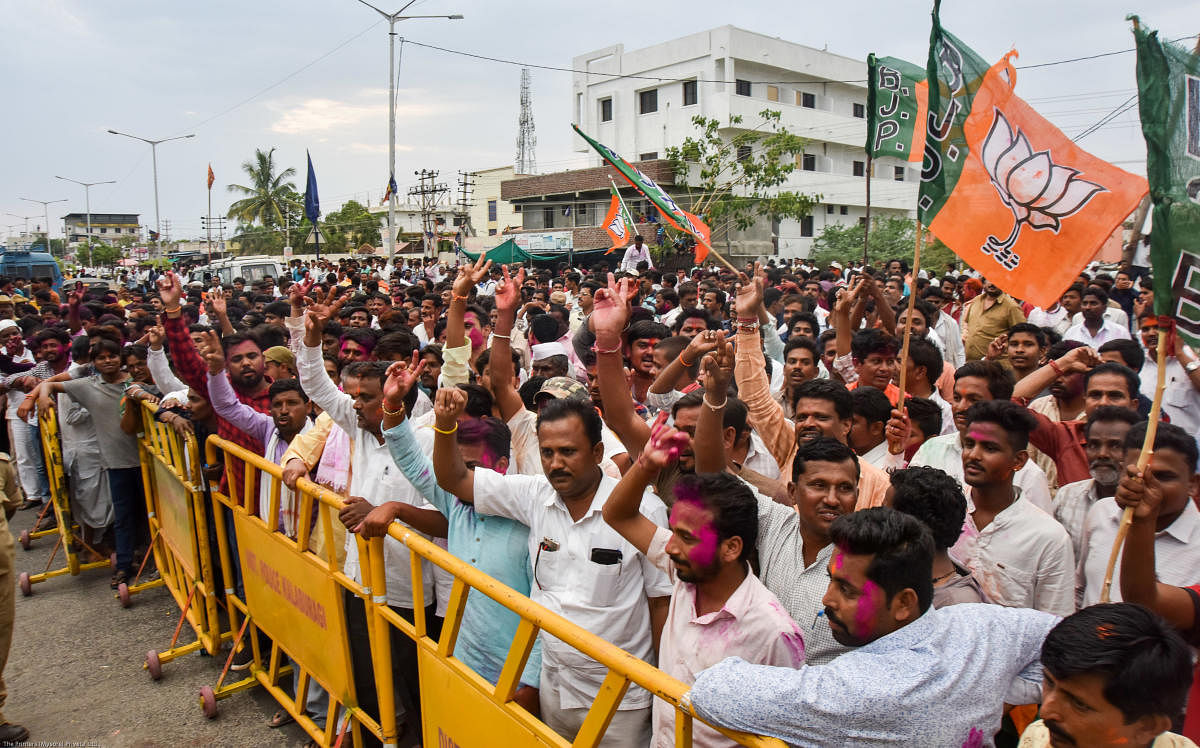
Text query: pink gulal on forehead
670 498 720 567
852 579 882 638
967 429 991 442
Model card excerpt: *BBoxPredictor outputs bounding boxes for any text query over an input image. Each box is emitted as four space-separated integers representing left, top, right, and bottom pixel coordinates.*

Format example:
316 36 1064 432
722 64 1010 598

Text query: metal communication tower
516 67 537 174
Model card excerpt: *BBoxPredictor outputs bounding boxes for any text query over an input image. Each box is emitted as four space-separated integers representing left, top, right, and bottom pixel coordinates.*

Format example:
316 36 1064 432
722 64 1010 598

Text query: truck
0 244 64 293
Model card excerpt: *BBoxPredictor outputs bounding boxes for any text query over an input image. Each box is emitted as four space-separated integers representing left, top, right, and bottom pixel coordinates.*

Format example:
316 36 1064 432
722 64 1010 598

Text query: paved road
7 507 308 747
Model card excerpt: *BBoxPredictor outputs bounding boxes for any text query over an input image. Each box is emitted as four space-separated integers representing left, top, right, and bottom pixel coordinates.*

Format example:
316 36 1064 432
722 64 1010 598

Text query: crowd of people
0 247 1197 748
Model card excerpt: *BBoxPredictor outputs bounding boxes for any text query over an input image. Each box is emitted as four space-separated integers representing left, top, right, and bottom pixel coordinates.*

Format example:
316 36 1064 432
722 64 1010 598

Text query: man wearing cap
619 235 654 273
530 342 570 380
263 346 297 380
0 298 13 321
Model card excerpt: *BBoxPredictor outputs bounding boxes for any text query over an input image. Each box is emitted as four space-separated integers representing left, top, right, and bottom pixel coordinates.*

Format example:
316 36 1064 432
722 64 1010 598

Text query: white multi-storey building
571 25 918 258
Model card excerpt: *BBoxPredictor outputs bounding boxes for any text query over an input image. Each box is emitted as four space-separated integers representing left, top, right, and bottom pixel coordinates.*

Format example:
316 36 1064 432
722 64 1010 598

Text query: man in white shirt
1076 421 1200 608
910 361 1054 511
431 390 671 746
619 235 654 273
1064 287 1131 347
849 386 893 469
949 400 1075 616
295 304 440 742
1136 313 1200 435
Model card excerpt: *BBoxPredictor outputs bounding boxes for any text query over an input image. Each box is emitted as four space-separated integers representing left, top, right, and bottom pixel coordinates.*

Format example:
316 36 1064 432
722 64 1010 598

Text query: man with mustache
962 280 1027 362
1019 604 1194 748
602 416 804 748
686 507 1059 746
1051 406 1139 560
951 400 1075 616
431 389 671 746
1077 421 1200 608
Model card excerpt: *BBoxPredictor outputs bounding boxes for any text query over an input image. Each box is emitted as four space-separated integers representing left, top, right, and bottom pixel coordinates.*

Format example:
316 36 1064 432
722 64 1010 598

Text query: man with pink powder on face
685 508 1060 747
603 413 805 748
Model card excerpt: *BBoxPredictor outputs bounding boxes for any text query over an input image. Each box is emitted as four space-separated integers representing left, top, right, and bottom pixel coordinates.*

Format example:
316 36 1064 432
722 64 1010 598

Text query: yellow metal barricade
17 406 111 596
136 401 230 678
201 435 783 748
203 436 382 747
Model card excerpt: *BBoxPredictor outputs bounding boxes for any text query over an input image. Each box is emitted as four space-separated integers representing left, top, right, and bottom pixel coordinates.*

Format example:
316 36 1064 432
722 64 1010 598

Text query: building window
639 89 658 114
853 160 866 177
853 102 866 118
682 80 697 106
639 152 658 161
800 216 814 237
600 98 613 122
542 206 555 229
801 154 816 171
488 228 497 236
737 145 752 162
100 228 107 234
840 205 849 215
487 200 497 221
894 166 906 182
767 85 779 102
826 205 834 214
735 79 751 97
801 92 816 109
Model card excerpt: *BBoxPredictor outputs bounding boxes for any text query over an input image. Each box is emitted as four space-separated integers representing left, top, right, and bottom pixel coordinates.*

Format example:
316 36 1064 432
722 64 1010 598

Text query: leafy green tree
666 109 820 249
321 200 381 254
227 147 299 229
90 243 122 266
809 216 958 271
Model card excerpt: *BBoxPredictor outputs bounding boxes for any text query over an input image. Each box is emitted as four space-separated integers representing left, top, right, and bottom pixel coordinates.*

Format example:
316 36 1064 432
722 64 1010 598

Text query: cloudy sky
1 0 1192 242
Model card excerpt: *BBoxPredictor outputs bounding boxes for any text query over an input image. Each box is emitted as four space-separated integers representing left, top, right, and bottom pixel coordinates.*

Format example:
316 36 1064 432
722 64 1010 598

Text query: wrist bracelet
1048 360 1065 377
593 342 622 355
163 306 182 314
452 293 469 302
492 333 511 340
703 394 728 410
433 423 459 435
679 354 695 367
382 402 405 417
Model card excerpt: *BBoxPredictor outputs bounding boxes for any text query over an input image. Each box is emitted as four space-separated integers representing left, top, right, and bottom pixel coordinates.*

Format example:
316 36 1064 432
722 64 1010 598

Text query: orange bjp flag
207 163 215 190
921 54 1148 308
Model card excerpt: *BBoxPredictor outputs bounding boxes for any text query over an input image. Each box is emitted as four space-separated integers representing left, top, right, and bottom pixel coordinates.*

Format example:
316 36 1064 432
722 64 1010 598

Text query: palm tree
226 148 298 228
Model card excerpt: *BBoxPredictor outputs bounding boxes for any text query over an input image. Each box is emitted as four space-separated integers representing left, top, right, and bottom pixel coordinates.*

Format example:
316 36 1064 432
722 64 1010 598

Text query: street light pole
353 0 463 266
107 129 195 263
19 197 67 255
5 214 36 238
56 176 116 259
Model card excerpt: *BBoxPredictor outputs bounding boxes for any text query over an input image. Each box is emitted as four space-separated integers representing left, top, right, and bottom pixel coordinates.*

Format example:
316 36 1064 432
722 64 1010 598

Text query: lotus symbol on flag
981 108 1106 256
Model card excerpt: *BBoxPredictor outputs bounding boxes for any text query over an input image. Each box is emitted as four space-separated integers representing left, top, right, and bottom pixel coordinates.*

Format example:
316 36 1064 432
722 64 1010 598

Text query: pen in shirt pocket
812 610 825 631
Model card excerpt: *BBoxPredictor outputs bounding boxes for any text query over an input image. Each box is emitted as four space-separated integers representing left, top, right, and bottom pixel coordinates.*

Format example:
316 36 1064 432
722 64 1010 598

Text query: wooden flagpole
1099 325 1168 602
895 222 922 398
863 154 873 267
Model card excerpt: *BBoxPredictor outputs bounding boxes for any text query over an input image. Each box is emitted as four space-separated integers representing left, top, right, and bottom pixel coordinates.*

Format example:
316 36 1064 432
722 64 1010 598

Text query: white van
189 256 284 287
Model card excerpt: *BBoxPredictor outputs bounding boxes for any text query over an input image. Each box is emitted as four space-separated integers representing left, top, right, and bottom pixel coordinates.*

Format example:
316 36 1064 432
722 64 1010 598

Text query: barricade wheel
146 650 162 680
117 583 131 608
199 686 217 719
18 530 29 551
18 573 31 597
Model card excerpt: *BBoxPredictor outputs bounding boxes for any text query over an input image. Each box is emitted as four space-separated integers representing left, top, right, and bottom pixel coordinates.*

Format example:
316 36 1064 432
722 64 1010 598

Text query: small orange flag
207 164 215 190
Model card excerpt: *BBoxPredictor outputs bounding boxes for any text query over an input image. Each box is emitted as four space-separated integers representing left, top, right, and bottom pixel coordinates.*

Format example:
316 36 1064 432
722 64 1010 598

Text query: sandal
268 710 295 728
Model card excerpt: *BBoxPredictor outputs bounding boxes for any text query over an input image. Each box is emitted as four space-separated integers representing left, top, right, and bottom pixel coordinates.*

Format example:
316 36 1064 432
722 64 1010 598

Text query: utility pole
352 0 463 266
200 216 228 262
19 197 67 255
55 176 115 256
407 169 448 258
454 170 475 249
516 67 537 174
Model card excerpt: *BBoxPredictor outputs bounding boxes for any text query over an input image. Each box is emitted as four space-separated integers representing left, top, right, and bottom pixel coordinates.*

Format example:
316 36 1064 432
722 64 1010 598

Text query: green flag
916 0 993 224
1132 20 1200 345
866 54 929 162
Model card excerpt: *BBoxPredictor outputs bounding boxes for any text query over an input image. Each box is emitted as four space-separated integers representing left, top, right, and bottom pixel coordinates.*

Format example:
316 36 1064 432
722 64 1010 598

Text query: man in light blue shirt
685 508 1058 747
356 360 541 713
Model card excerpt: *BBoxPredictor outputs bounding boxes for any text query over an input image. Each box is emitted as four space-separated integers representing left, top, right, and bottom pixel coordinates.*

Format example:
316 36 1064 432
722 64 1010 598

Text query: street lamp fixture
18 198 67 255
353 0 463 264
56 175 116 253
107 129 196 262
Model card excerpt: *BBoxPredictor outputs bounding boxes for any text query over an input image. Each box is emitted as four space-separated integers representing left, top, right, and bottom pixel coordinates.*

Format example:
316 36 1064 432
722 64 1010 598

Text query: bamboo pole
895 223 923 399
863 154 873 267
1099 325 1169 602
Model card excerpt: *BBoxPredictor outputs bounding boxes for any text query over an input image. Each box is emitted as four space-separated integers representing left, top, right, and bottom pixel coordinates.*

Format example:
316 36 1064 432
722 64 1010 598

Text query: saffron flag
207 163 215 190
918 1 1149 309
1132 20 1200 346
383 174 397 204
866 54 929 162
602 184 636 253
572 124 713 262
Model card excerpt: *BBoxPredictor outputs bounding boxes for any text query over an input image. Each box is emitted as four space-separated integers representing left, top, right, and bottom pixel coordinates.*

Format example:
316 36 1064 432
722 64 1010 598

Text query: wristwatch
1185 360 1200 373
